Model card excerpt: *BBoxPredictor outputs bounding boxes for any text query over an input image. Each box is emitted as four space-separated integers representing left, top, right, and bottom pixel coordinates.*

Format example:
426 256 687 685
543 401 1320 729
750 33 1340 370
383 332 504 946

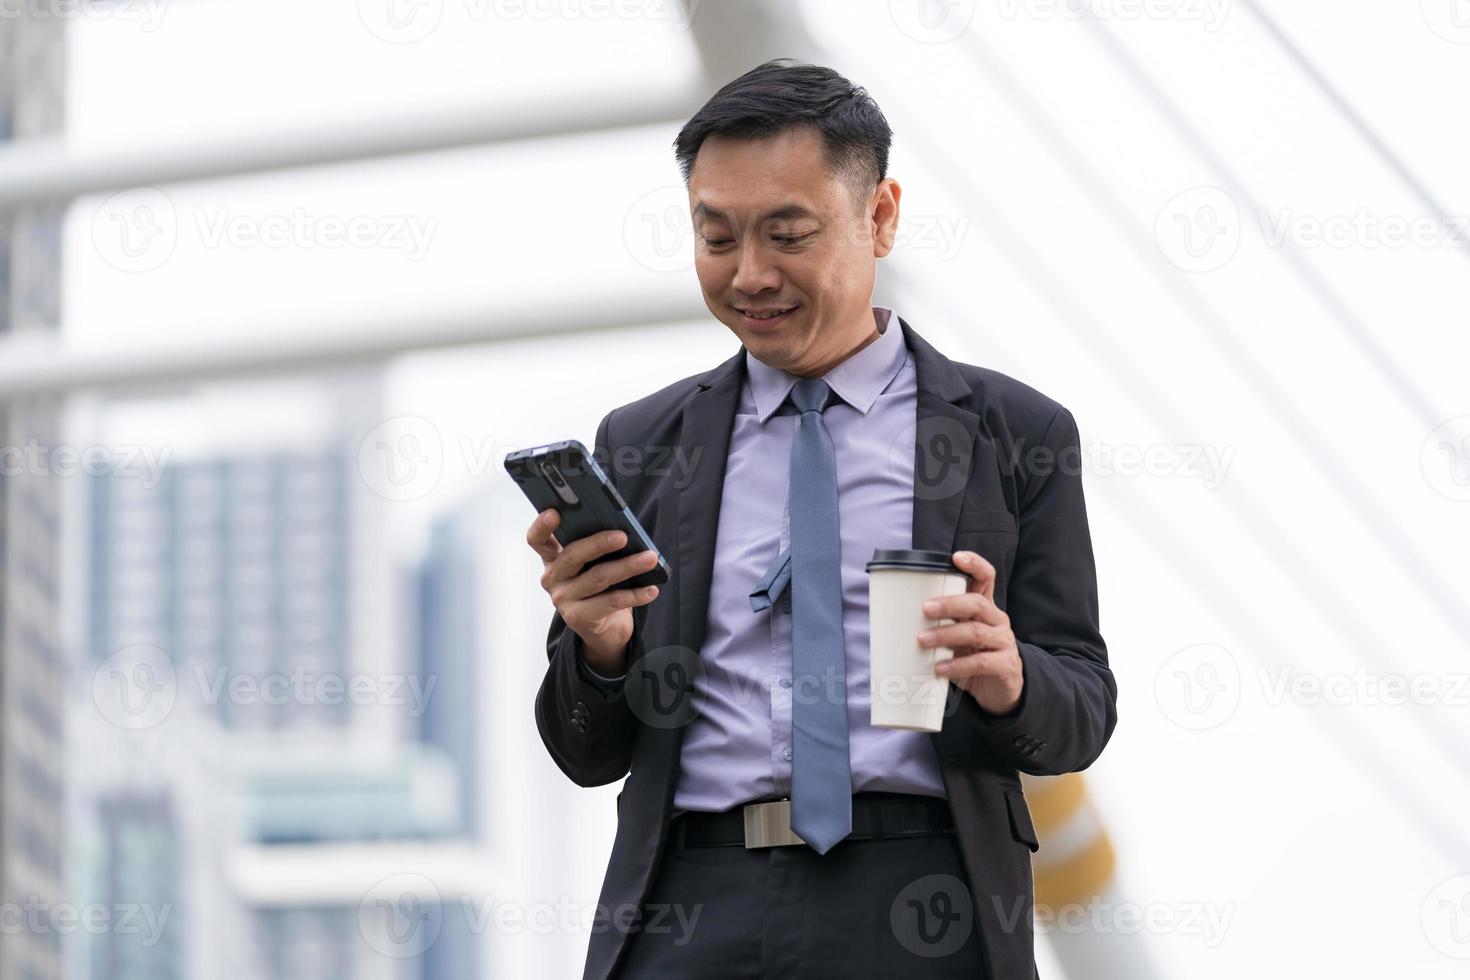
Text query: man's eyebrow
693 202 818 222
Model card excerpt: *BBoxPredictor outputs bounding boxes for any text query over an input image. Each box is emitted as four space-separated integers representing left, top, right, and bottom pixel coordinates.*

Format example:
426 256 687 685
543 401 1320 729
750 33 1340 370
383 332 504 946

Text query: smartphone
505 439 670 590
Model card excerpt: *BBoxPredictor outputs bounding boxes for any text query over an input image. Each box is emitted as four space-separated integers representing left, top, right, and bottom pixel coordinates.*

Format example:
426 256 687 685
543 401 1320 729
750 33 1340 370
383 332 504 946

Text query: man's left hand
917 550 1023 716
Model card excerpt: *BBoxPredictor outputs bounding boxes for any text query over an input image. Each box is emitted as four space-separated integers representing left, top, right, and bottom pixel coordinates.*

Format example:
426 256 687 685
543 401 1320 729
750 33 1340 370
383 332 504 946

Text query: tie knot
790 377 833 414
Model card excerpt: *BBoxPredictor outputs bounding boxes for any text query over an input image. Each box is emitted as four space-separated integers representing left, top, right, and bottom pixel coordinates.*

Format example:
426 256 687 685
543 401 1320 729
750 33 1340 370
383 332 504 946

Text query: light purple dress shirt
667 306 946 814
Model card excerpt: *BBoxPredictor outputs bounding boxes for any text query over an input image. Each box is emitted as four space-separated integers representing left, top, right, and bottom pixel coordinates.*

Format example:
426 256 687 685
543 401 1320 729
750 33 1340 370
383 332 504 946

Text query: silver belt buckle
742 799 807 849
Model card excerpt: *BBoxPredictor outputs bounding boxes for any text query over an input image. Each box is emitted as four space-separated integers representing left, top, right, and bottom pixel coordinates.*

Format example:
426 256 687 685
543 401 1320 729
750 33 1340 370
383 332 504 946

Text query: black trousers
614 813 987 978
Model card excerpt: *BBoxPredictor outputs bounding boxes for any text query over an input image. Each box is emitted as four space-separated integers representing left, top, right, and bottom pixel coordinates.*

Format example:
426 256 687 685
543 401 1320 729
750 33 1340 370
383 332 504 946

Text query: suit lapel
642 347 746 802
674 350 746 656
901 316 981 553
896 317 991 761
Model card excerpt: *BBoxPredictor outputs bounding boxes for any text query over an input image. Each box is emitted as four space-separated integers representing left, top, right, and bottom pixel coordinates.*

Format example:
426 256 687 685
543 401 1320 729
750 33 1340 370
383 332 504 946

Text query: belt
674 792 954 849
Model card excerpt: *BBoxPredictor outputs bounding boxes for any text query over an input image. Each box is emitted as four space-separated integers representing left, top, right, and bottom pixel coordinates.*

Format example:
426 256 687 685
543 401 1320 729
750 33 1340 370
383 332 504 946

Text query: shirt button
778 677 792 689
783 747 793 761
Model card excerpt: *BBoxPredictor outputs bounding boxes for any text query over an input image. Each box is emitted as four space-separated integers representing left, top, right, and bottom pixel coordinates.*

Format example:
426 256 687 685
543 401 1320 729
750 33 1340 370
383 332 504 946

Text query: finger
552 549 660 605
917 620 1008 652
934 648 1009 679
564 583 661 624
952 550 996 600
526 509 564 562
542 529 630 589
921 592 1006 628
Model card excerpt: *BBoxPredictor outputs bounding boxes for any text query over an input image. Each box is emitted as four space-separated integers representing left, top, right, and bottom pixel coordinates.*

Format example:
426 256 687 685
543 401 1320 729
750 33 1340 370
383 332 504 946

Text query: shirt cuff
576 649 627 691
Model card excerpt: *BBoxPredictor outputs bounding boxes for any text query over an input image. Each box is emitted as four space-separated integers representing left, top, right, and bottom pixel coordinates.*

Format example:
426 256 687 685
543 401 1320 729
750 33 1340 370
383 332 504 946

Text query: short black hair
673 59 893 213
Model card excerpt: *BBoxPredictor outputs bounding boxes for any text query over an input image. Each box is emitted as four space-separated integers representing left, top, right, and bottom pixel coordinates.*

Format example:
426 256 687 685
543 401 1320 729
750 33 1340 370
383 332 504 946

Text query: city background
2 1 1469 977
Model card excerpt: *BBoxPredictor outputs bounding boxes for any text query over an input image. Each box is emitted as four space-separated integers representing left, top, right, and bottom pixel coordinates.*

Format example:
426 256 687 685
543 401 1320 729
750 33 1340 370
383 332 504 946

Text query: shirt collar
745 307 906 423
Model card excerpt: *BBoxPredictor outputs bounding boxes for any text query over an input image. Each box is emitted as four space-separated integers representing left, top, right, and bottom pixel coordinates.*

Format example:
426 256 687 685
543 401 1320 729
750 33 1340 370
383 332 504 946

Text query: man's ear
872 178 902 257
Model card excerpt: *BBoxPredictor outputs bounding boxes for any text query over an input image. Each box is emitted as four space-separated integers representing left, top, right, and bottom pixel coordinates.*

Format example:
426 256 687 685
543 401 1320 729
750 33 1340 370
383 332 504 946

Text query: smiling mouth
736 305 798 323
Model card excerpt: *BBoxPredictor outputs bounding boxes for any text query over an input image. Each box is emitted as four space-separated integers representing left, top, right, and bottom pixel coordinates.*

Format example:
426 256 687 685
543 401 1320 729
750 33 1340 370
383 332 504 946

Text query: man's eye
774 234 811 245
704 238 732 247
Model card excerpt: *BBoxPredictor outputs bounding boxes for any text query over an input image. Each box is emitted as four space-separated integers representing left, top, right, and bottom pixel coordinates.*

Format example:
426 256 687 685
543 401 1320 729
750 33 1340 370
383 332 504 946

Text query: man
526 60 1116 979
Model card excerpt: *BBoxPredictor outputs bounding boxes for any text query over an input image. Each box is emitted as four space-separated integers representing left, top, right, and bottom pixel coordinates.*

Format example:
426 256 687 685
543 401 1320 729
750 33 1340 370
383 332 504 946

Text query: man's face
687 125 899 376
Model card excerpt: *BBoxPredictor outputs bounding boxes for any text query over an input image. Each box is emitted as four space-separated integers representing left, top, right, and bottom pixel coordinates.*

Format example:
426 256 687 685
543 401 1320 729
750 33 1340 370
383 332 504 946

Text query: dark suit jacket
536 316 1117 980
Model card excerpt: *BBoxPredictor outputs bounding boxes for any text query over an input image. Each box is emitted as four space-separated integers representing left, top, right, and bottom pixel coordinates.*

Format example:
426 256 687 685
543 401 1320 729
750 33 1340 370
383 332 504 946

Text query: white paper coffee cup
866 549 971 732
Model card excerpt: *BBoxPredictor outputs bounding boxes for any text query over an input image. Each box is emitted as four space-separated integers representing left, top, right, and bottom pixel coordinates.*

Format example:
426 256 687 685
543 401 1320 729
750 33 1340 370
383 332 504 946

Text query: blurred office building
0 14 68 980
69 376 480 979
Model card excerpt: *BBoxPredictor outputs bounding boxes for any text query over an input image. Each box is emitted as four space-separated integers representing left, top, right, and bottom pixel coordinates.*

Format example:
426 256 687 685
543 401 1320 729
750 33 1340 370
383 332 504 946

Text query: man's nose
731 241 781 294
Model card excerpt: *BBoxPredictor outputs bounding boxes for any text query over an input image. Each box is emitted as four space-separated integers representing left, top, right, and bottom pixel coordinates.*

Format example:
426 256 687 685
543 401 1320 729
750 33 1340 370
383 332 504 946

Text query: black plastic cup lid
865 548 969 575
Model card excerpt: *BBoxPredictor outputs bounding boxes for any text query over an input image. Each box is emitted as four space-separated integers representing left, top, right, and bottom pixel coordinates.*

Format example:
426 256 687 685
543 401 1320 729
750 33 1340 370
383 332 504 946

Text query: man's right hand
526 508 662 675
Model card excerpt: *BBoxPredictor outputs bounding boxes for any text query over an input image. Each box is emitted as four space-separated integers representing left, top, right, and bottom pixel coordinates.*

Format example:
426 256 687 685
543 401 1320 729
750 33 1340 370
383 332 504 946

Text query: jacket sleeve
965 405 1117 775
533 410 642 787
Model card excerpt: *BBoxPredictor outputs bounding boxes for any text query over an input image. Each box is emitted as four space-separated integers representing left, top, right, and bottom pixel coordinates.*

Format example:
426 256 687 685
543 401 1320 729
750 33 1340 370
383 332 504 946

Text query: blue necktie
783 377 852 854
